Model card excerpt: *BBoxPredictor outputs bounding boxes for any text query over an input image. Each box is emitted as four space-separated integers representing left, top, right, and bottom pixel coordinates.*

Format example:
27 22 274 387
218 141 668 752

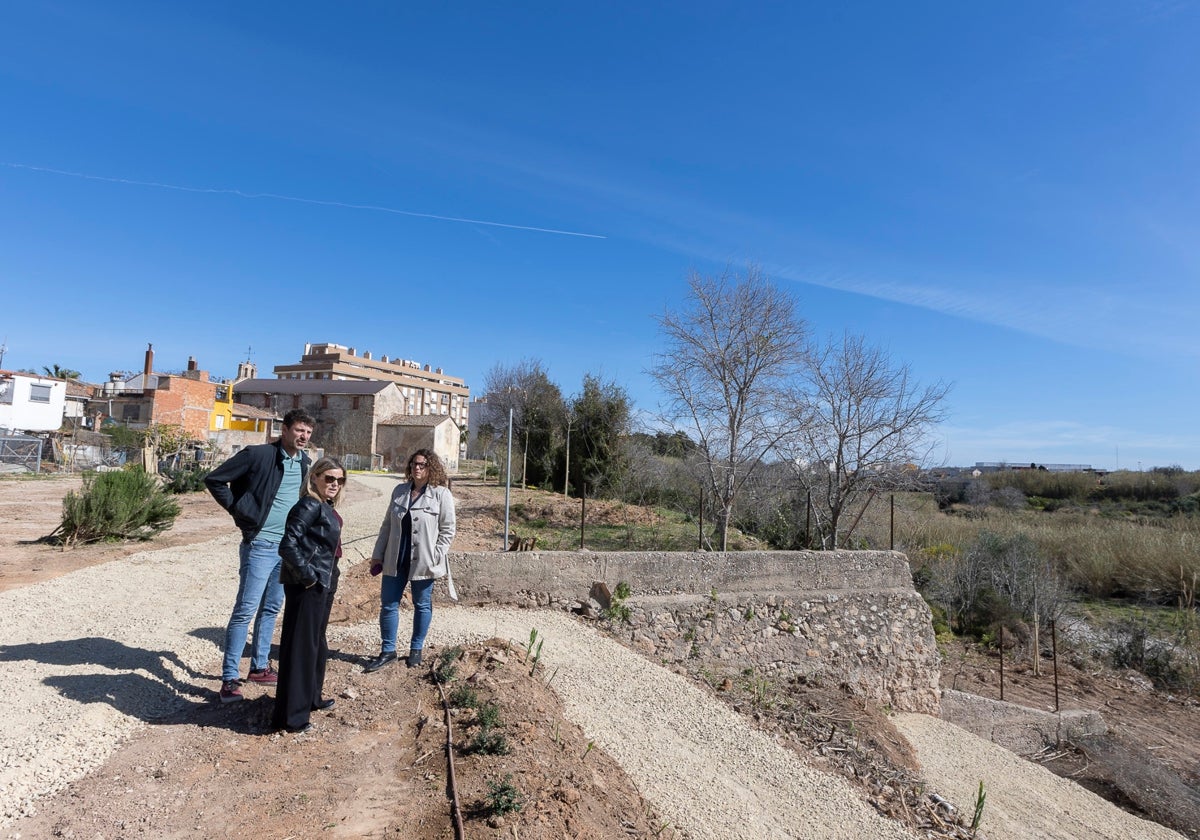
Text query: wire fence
0 433 43 473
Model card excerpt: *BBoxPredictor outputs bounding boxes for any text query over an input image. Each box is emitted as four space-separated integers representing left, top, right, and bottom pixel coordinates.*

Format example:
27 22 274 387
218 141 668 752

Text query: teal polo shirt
258 449 305 542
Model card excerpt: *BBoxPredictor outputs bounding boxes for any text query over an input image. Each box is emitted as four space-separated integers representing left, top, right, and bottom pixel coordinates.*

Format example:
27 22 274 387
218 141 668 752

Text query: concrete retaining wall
446 549 941 713
939 688 1107 755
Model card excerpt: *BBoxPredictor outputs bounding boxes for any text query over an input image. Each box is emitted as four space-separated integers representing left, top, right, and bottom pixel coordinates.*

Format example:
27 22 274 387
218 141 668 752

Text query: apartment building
272 342 469 431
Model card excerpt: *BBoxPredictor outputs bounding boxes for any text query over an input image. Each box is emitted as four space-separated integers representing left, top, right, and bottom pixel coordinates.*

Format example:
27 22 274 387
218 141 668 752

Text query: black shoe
312 698 336 711
363 651 398 673
285 722 314 734
406 648 423 668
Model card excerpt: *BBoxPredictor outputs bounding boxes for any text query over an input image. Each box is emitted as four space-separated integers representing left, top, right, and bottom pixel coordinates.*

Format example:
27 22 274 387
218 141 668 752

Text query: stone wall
446 549 941 713
939 689 1106 755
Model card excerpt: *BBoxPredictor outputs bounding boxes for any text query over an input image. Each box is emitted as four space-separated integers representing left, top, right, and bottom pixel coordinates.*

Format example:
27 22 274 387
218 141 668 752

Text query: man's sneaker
246 666 278 684
219 680 244 703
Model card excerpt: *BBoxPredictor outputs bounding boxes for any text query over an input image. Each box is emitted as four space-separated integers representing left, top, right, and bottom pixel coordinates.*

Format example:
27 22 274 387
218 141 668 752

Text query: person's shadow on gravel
1 637 214 719
187 627 363 669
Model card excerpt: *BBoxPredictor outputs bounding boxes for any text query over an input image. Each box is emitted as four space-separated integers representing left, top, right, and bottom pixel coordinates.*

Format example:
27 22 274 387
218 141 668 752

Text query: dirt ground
0 473 681 840
2 473 1198 838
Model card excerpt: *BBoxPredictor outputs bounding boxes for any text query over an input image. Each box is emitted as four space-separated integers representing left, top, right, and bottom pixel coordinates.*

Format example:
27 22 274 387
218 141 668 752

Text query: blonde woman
272 457 345 734
363 449 456 672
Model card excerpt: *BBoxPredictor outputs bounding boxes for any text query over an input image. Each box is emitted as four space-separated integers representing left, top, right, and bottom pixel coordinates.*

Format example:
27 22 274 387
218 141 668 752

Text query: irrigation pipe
434 668 466 840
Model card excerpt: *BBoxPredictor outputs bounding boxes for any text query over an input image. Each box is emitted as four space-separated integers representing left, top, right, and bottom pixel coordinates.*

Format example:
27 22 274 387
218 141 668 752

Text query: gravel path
0 474 1185 839
893 713 1184 840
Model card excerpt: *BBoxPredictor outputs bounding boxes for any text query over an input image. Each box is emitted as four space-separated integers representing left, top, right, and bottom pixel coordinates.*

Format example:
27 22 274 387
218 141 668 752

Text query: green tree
567 374 631 495
650 267 808 550
42 364 81 380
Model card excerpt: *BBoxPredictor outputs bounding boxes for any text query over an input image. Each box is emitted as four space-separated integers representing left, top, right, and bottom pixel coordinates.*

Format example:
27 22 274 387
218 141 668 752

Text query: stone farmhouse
231 376 461 471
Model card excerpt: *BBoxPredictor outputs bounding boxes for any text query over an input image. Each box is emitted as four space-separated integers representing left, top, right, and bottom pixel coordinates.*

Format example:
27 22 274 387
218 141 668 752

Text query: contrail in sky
1 162 607 239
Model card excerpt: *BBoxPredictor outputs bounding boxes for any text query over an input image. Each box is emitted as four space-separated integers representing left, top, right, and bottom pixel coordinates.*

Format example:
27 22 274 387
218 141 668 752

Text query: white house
0 371 68 433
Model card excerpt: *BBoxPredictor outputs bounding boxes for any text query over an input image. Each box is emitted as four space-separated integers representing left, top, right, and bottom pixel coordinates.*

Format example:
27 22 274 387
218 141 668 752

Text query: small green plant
468 728 510 755
582 740 595 760
49 469 181 546
476 701 501 730
448 685 478 709
970 780 986 835
484 774 524 816
602 580 633 623
744 673 773 708
709 586 719 602
522 628 545 670
743 606 756 621
468 701 509 755
434 646 463 683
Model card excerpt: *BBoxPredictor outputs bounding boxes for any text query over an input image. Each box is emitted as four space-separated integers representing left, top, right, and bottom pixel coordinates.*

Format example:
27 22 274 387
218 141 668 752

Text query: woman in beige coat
362 449 456 671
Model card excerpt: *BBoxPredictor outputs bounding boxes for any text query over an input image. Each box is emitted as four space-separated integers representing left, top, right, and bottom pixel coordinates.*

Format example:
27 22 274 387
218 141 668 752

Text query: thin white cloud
0 162 607 239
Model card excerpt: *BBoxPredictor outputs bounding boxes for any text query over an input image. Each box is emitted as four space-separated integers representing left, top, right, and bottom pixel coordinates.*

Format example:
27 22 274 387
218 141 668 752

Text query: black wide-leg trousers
272 570 338 731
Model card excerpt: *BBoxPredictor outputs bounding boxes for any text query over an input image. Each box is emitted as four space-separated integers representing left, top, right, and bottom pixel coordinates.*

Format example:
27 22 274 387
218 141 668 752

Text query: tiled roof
231 402 278 420
378 413 455 427
233 378 394 396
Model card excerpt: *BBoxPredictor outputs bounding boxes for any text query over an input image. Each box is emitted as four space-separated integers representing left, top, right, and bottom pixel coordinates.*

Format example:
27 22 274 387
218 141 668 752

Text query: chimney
187 356 197 371
424 364 431 372
363 350 372 360
381 355 388 363
144 343 154 377
348 347 356 356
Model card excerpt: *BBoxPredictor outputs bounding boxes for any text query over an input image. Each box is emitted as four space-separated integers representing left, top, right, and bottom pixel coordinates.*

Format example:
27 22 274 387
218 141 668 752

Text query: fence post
805 490 812 550
999 625 1005 702
889 494 895 551
579 483 587 549
1052 619 1060 712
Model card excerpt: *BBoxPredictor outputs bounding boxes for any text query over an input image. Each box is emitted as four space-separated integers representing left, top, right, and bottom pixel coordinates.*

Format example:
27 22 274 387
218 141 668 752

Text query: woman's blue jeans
379 575 434 654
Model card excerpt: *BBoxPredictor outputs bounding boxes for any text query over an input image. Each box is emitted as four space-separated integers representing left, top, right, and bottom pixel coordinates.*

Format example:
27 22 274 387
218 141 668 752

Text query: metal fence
341 453 384 471
0 433 43 473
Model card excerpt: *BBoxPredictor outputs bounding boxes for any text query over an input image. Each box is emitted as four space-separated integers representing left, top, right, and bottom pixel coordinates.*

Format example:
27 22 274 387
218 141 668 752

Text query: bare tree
650 268 808 550
781 333 949 549
481 359 567 488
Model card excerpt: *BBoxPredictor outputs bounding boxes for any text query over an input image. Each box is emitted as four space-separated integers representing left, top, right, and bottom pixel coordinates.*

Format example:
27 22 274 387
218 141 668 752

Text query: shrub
434 646 463 683
484 774 524 815
448 685 479 709
49 469 181 546
161 462 211 494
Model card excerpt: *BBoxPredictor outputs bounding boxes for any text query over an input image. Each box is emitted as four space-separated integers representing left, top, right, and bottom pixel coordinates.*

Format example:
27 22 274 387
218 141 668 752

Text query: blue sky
2 2 1197 469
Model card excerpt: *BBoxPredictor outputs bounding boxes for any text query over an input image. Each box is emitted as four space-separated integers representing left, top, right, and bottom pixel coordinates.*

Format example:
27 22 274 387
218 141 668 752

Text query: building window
352 396 360 409
215 415 225 429
264 395 272 409
30 384 52 403
122 404 140 421
292 395 301 409
321 394 329 409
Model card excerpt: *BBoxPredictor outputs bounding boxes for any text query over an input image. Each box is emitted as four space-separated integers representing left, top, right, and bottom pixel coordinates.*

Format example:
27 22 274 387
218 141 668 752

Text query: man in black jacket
205 409 315 702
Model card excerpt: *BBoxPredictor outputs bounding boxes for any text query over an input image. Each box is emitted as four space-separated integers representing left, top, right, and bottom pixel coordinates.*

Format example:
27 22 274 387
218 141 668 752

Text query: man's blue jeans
379 575 435 654
222 539 284 681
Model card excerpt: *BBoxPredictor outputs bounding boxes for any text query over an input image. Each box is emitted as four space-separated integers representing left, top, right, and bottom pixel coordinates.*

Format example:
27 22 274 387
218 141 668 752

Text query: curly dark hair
407 448 448 487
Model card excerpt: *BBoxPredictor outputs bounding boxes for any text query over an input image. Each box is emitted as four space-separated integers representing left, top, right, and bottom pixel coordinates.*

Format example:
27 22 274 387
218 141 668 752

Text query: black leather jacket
278 497 342 589
205 440 311 542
